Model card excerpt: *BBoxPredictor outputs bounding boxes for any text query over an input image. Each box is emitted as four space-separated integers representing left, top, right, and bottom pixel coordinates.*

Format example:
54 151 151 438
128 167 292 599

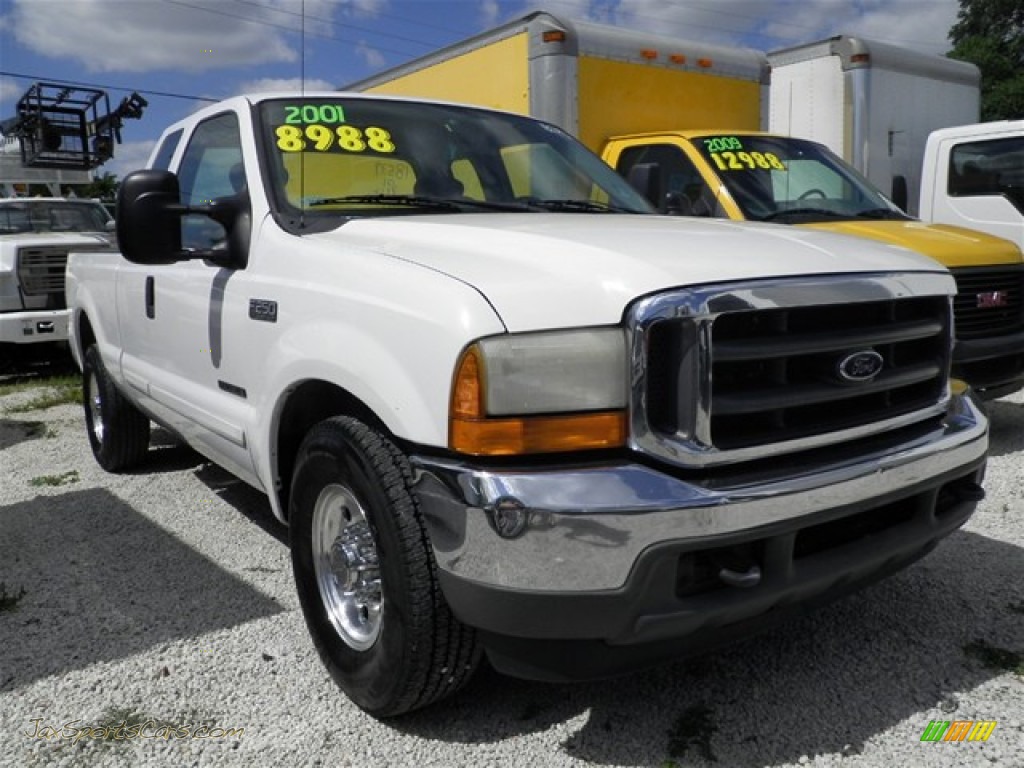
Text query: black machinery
0 82 147 170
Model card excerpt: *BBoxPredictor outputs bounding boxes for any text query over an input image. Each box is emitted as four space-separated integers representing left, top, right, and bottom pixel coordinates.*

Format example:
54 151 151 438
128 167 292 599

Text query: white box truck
768 35 981 216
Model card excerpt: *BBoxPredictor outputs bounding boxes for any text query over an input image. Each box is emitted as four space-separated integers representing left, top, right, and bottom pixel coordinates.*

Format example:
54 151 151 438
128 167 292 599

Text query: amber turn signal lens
450 411 627 455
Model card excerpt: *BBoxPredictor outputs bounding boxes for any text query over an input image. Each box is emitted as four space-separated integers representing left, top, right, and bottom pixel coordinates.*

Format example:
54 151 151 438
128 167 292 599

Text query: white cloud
355 41 387 69
98 139 157 181
240 77 337 94
480 0 501 27
0 78 23 105
9 0 334 73
343 0 388 18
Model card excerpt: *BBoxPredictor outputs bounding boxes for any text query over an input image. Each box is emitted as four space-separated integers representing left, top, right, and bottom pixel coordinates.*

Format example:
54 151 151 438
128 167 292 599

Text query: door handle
145 276 155 319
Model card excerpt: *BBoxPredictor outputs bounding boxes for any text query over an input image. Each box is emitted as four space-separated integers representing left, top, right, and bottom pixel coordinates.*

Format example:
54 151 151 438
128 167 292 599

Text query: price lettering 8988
275 124 397 154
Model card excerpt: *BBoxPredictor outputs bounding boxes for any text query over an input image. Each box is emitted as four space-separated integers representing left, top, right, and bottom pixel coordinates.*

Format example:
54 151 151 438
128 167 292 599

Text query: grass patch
964 640 1024 676
29 470 80 487
3 376 82 413
0 583 27 612
666 704 717 763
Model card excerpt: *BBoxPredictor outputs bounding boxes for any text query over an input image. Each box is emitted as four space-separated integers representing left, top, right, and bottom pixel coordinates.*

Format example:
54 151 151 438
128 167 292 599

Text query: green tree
948 0 1024 121
80 172 118 201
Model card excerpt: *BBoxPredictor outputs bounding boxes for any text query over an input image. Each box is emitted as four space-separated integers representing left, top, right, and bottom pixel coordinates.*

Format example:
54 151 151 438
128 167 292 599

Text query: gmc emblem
977 291 1008 309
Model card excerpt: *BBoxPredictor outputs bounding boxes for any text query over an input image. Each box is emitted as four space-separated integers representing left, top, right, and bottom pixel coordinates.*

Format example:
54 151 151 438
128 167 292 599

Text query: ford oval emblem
837 350 884 382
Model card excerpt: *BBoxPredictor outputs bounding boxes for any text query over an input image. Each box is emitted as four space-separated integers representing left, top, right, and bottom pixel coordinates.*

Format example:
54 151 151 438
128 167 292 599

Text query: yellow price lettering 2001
275 124 396 153
710 151 785 172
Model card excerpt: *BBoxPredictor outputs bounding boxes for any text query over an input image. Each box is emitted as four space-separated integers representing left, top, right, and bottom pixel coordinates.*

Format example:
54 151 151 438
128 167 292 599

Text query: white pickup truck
0 197 114 367
67 93 988 717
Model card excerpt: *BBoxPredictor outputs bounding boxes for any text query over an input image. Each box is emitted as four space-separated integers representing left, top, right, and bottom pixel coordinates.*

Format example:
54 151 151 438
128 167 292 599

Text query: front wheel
82 344 150 471
289 416 480 717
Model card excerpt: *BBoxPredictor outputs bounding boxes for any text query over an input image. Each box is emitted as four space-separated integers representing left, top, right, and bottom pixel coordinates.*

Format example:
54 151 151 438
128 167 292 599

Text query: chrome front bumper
412 392 987 594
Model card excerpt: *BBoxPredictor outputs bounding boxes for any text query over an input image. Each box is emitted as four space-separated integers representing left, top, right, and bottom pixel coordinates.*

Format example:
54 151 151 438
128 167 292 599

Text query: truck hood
798 220 1022 269
324 214 947 331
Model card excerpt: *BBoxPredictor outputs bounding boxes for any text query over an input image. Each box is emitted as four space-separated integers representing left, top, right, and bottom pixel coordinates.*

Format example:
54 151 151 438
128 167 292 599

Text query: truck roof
768 35 979 87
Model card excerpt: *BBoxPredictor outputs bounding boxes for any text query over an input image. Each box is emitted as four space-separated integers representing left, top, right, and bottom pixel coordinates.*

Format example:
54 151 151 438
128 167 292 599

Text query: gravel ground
1 373 1021 768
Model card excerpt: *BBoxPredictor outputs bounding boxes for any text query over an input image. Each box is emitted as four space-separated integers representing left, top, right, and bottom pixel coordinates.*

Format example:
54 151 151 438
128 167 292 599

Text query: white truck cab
920 120 1024 250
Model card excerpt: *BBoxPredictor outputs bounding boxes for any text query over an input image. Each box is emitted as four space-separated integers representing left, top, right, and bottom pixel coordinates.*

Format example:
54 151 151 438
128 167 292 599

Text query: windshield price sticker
275 124 397 154
283 104 347 124
703 137 786 172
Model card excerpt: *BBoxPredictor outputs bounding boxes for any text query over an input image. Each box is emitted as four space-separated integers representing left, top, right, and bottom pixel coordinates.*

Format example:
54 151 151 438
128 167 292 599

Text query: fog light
489 497 529 539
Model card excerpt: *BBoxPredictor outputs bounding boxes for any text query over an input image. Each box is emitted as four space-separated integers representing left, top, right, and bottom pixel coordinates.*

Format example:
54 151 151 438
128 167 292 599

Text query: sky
0 0 965 180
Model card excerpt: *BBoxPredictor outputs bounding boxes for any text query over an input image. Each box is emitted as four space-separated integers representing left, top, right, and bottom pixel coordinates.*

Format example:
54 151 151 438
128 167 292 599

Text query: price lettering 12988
275 124 396 153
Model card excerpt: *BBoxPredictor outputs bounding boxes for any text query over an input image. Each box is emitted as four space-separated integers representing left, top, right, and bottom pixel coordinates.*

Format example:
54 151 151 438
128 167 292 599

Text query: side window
151 129 184 171
176 113 245 250
616 144 717 216
949 137 1024 198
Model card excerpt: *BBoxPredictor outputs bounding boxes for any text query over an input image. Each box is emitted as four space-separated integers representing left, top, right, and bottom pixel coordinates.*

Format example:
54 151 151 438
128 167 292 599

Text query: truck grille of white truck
17 246 68 306
950 265 1024 340
629 274 953 468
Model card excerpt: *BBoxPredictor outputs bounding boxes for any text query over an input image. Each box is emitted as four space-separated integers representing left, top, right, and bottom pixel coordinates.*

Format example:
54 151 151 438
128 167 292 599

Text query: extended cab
67 93 987 716
349 12 1024 400
0 197 114 365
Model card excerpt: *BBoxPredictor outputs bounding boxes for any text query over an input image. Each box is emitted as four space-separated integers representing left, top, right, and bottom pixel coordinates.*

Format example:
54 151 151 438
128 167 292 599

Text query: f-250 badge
249 299 278 323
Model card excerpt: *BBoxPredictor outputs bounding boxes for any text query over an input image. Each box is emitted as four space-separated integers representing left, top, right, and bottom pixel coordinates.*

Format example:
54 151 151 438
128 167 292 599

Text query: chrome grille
950 265 1024 340
630 273 954 468
17 245 69 297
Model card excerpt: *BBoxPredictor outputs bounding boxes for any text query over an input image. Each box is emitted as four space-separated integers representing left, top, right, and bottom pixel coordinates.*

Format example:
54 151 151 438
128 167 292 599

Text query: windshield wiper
518 198 635 213
307 195 542 213
759 207 849 222
307 194 462 210
855 207 911 220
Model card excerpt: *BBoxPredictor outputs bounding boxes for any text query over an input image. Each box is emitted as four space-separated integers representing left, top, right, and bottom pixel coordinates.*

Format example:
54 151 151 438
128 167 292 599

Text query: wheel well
77 311 96 354
275 380 386 522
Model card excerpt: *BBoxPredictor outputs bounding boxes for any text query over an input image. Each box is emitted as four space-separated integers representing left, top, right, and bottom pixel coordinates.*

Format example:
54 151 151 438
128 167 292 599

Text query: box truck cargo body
768 35 981 216
348 11 769 152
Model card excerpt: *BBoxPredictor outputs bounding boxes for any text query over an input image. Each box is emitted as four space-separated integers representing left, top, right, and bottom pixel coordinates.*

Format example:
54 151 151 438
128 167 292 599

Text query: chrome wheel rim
312 483 382 650
87 371 104 445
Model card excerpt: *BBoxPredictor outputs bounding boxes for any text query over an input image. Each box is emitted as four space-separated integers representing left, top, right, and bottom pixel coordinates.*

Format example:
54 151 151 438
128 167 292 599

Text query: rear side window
151 129 184 171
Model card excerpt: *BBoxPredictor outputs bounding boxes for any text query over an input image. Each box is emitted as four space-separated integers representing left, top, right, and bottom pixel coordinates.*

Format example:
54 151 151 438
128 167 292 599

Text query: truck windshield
257 98 654 224
0 199 112 234
693 135 908 223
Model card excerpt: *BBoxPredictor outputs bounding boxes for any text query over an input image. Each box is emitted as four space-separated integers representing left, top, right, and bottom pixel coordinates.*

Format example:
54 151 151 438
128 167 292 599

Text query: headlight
449 328 628 455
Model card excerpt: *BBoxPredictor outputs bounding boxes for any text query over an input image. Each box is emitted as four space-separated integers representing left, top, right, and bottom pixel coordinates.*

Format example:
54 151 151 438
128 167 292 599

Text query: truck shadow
985 396 1024 457
0 487 285 692
392 528 1022 766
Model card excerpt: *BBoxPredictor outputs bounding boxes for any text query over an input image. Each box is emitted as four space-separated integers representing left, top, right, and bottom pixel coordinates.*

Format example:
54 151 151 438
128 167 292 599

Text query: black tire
289 416 480 717
82 344 151 472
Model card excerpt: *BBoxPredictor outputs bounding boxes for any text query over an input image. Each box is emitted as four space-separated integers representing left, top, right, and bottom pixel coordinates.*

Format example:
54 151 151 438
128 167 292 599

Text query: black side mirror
116 169 251 269
626 162 663 211
117 170 183 264
891 175 909 213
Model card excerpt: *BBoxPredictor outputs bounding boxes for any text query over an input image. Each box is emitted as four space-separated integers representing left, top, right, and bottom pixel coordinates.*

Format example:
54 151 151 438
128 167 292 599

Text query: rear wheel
289 416 480 717
82 345 150 471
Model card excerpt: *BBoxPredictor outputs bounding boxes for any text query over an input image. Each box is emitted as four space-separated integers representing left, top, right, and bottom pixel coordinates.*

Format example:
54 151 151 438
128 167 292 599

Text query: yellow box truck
348 11 1024 398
